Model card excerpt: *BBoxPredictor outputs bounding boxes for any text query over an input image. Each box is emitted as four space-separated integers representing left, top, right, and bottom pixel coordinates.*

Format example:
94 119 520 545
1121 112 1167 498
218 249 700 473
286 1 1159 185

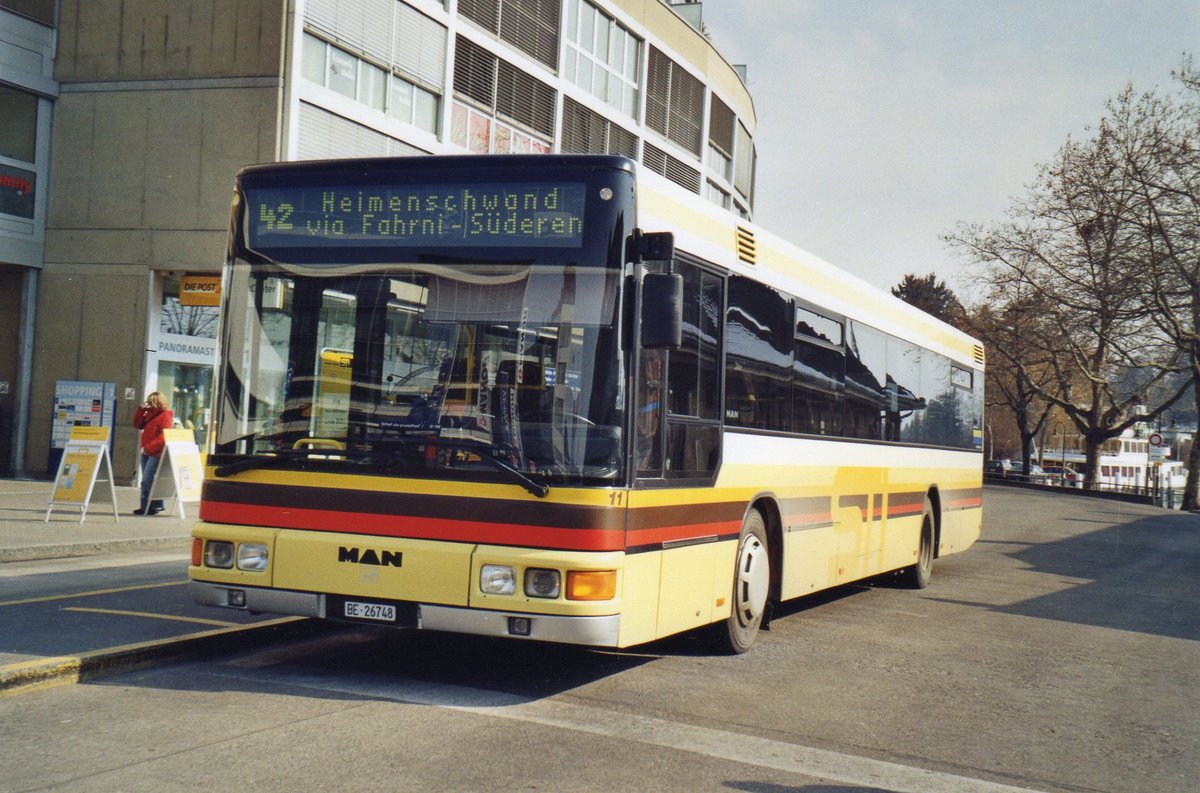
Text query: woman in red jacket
133 391 173 515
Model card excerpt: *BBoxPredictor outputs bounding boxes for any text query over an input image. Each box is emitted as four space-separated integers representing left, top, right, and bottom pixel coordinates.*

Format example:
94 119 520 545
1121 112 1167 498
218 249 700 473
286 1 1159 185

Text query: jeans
139 452 165 512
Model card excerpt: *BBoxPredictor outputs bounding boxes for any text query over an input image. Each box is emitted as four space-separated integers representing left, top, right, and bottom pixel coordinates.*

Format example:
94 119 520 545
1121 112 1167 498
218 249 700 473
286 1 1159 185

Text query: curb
0 537 193 563
0 616 327 696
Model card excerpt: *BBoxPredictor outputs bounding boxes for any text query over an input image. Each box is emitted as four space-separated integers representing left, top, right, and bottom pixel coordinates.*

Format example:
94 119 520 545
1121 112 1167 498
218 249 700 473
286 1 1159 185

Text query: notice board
48 380 116 476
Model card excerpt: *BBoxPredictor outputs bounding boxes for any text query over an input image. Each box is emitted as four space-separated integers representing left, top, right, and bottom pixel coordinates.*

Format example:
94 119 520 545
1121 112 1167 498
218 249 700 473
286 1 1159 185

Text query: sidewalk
0 479 194 563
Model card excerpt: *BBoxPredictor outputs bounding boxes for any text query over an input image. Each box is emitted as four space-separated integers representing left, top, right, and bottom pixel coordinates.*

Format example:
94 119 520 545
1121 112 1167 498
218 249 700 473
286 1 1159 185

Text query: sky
699 0 1199 296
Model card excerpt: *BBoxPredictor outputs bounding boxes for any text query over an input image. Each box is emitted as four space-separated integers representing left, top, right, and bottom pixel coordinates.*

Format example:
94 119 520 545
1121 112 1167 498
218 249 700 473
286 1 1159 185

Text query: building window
393 2 448 93
302 32 441 132
360 61 387 110
646 47 704 157
298 102 425 160
0 85 38 163
561 96 637 159
458 0 560 70
707 95 735 182
2 1 54 24
563 0 640 118
643 143 701 194
705 181 731 210
0 85 38 221
390 77 440 134
450 101 550 154
451 35 554 153
734 119 755 202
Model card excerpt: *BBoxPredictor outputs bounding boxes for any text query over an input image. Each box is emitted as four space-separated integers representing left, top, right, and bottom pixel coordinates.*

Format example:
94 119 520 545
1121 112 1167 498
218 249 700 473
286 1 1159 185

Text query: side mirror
641 272 683 349
627 230 674 264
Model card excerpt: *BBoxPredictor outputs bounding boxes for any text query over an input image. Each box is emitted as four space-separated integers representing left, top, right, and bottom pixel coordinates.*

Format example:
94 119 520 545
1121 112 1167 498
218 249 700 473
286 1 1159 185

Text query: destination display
247 182 587 249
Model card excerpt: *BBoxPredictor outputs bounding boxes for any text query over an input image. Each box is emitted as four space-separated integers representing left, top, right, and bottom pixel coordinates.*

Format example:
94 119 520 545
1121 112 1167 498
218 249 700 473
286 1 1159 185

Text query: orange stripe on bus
625 520 741 548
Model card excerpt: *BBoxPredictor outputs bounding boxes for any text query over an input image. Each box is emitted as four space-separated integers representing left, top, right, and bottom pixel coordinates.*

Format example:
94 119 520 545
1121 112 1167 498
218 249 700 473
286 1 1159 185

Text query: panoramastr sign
158 332 217 366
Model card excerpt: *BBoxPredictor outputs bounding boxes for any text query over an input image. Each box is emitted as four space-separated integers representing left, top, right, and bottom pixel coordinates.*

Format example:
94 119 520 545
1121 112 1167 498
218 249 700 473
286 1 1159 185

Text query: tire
899 496 935 589
715 509 771 654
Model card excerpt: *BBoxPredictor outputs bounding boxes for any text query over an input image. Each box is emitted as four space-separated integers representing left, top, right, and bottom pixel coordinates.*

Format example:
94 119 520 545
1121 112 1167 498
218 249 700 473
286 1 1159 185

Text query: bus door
633 258 723 482
631 257 726 638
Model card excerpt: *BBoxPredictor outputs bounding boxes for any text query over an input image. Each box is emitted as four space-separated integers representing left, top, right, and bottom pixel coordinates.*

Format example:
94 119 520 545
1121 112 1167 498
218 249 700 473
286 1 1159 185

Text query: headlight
480 564 516 595
204 541 234 569
237 543 269 571
524 568 561 598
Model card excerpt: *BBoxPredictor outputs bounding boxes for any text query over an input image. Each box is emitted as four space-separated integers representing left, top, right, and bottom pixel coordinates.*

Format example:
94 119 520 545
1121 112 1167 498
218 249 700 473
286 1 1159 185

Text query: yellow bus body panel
273 530 472 606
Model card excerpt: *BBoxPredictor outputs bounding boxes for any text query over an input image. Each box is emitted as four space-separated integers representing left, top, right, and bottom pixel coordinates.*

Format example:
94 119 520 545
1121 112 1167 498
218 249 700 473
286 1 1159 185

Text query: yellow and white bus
189 155 983 653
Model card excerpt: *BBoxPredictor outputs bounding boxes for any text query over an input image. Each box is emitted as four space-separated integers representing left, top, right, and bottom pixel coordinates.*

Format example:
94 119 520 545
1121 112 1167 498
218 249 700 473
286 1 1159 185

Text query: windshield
214 260 625 486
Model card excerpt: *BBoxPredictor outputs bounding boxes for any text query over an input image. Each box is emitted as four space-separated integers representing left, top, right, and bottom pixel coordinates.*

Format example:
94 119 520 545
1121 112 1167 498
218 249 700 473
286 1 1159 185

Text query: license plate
343 600 396 622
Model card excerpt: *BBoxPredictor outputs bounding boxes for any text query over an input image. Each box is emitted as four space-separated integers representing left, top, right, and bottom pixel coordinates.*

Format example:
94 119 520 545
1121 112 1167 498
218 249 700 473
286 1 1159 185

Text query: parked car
984 459 1012 476
1041 464 1080 487
1009 462 1047 483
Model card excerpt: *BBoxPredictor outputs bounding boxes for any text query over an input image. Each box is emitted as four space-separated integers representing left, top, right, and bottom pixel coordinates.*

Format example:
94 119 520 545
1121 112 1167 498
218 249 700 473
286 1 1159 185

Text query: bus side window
725 275 792 432
794 337 844 436
845 321 888 441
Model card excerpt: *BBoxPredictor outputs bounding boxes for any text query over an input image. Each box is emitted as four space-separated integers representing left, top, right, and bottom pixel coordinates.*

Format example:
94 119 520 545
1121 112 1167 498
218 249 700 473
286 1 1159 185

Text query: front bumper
188 581 621 646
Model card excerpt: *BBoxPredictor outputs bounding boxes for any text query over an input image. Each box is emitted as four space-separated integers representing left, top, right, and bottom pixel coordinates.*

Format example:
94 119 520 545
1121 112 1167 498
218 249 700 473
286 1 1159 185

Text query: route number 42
259 203 294 230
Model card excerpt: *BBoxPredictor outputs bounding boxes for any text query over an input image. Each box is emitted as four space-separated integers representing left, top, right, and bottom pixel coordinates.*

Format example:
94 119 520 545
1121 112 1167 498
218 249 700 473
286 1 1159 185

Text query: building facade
0 0 55 477
2 0 756 480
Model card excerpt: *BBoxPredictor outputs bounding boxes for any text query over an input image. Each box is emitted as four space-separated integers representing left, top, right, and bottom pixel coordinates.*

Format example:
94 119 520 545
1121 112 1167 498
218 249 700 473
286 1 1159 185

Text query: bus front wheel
716 509 771 654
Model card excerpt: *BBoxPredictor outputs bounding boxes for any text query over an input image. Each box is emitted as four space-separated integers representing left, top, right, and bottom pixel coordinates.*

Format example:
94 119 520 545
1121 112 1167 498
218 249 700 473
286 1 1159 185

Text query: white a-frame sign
147 428 205 518
46 426 120 523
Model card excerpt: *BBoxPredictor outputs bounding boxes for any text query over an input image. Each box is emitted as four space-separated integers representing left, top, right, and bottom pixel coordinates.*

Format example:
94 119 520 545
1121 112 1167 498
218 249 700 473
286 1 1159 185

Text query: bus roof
637 170 983 369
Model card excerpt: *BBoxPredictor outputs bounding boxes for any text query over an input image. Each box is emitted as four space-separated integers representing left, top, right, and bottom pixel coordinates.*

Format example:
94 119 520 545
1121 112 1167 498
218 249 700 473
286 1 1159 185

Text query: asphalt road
1 486 1197 793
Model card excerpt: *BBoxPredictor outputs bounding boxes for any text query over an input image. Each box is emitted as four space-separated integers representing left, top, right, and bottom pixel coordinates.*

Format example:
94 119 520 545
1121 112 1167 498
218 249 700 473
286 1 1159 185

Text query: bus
188 154 983 653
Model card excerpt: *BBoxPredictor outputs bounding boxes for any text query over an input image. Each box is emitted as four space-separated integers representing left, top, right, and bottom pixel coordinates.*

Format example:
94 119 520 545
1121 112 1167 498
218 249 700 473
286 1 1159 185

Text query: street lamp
1053 421 1066 485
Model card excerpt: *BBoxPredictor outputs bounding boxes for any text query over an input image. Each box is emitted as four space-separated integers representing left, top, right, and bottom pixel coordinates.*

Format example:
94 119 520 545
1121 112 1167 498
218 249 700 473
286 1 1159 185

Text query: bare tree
1104 65 1200 507
947 108 1188 488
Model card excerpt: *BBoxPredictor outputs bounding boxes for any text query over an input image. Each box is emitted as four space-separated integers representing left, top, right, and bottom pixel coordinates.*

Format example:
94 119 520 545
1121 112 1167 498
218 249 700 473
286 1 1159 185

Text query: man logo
338 546 403 567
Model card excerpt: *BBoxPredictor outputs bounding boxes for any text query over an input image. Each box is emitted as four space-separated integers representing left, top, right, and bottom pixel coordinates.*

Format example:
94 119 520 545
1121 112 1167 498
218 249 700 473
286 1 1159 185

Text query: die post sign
180 274 222 306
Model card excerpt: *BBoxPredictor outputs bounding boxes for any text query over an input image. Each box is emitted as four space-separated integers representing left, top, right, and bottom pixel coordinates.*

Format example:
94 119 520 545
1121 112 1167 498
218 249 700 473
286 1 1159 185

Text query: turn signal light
566 570 616 601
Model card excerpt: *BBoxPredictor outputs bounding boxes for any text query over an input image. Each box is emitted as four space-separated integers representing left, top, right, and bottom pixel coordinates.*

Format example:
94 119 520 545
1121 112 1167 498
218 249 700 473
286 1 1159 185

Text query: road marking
248 671 1044 793
0 581 185 608
60 607 237 627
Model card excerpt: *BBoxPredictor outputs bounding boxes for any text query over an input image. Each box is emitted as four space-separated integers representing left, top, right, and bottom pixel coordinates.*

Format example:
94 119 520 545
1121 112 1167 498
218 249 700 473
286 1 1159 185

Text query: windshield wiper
438 440 550 498
213 448 368 477
214 439 549 497
214 452 293 477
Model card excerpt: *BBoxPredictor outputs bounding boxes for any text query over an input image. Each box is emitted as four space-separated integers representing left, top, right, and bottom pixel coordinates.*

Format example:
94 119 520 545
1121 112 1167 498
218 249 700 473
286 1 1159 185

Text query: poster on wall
0 162 36 219
48 380 116 476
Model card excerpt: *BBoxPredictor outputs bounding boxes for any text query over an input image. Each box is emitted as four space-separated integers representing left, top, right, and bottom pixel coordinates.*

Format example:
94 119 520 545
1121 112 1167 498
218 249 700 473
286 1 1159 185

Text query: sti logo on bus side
337 546 403 567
